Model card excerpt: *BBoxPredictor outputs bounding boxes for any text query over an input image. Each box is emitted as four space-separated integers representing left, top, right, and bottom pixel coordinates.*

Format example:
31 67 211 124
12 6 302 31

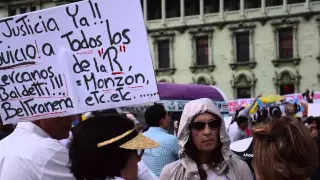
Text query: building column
293 25 299 58
143 0 147 24
305 0 311 10
240 0 245 17
251 85 256 98
199 0 204 21
219 0 224 18
161 0 166 25
261 0 266 14
180 0 185 23
5 9 9 16
283 0 288 12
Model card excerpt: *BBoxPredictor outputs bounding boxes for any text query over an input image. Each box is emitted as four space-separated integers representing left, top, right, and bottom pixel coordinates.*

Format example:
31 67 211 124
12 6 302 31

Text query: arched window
158 79 167 83
279 72 294 95
235 75 251 99
197 77 208 85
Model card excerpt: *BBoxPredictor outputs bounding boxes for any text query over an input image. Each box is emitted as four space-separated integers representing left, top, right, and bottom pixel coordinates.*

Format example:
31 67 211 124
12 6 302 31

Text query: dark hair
69 115 136 180
296 117 302 122
303 89 314 103
230 106 245 126
0 117 14 133
314 117 320 165
236 116 249 125
186 113 224 180
305 116 315 124
92 109 119 116
314 117 320 129
254 107 269 123
306 116 320 128
144 104 167 127
269 106 282 118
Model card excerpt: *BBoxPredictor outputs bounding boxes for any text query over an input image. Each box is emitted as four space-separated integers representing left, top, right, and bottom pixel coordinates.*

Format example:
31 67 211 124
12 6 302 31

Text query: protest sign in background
308 104 320 117
119 100 229 114
228 92 320 114
0 0 159 124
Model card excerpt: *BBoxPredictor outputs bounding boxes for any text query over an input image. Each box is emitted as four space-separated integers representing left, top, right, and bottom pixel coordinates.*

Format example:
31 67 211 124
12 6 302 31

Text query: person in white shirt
228 116 249 142
0 116 77 180
228 94 262 142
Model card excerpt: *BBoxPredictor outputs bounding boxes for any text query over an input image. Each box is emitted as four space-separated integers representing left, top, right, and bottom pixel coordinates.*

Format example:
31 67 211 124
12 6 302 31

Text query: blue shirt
142 127 179 177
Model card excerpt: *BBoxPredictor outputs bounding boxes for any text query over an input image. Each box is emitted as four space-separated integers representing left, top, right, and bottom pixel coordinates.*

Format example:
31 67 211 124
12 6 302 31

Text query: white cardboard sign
0 0 159 124
308 104 320 117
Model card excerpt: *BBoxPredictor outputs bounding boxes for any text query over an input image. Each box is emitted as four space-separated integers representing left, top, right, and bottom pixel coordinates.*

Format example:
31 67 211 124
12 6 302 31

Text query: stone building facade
144 0 320 99
1 0 320 99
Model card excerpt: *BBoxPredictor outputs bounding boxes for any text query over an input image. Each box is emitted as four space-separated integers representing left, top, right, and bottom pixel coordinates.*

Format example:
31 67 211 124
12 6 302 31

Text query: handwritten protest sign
0 0 159 124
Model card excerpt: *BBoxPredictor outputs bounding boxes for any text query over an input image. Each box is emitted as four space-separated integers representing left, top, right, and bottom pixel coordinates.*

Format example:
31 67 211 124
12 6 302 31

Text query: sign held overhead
0 0 159 124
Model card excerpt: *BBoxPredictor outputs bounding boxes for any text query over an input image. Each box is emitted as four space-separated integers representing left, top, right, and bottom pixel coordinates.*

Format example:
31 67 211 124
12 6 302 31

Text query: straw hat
97 129 160 150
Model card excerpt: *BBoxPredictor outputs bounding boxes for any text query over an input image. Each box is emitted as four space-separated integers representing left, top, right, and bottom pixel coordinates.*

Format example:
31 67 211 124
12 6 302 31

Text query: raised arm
238 94 262 118
238 94 262 130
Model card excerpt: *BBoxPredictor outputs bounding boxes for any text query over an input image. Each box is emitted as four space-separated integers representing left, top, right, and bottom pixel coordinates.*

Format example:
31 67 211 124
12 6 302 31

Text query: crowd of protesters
0 93 319 180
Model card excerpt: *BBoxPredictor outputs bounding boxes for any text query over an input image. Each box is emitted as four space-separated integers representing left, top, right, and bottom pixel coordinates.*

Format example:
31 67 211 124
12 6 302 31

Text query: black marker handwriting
0 15 60 38
0 66 54 86
61 30 102 51
66 4 90 28
0 42 55 68
2 97 74 120
83 72 146 91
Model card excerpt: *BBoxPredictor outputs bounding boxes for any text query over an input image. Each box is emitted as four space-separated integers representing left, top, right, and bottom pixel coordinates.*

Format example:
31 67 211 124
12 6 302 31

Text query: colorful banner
228 92 320 114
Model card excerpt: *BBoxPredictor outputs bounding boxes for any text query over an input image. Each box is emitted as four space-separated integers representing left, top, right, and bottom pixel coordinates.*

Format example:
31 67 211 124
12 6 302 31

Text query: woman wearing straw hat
69 115 159 180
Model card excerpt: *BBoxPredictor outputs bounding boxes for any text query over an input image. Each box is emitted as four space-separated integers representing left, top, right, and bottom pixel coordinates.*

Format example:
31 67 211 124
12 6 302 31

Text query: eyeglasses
189 120 221 131
137 149 144 158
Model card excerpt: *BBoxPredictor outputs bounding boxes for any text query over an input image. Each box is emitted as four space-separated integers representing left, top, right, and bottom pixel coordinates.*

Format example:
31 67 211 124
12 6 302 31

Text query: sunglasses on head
189 120 221 130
